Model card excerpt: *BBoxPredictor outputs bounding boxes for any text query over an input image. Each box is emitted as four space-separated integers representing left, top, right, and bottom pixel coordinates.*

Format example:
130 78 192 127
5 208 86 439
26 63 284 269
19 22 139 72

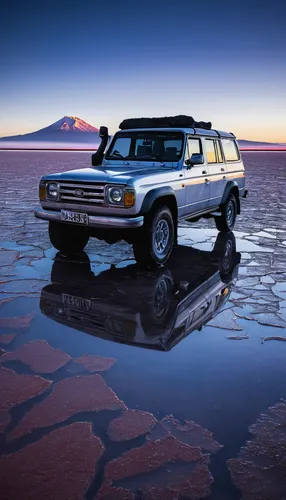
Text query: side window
186 138 201 160
215 141 223 163
205 139 216 163
222 139 240 161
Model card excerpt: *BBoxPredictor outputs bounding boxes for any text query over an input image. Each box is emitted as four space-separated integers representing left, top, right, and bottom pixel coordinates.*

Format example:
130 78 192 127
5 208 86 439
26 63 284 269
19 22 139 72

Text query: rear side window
206 139 224 163
215 141 223 163
222 139 240 161
205 140 217 163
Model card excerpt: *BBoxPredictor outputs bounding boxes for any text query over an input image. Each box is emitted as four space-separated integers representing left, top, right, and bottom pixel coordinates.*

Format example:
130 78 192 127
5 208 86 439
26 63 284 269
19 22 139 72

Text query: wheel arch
220 181 240 214
140 187 178 224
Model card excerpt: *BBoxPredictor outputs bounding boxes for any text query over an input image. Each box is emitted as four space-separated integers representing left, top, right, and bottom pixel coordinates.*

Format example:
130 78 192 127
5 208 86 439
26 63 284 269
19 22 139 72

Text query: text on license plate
61 210 88 225
62 294 91 311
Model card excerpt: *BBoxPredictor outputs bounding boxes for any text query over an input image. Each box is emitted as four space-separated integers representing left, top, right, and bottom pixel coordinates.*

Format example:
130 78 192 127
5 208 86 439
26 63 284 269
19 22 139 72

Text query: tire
215 194 237 232
151 271 174 324
133 206 175 266
51 252 92 284
212 231 236 278
140 270 177 335
49 221 89 255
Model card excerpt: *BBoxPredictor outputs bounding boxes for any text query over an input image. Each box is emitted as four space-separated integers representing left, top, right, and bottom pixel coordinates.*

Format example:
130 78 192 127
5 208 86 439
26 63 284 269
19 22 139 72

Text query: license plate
61 210 88 225
62 293 91 311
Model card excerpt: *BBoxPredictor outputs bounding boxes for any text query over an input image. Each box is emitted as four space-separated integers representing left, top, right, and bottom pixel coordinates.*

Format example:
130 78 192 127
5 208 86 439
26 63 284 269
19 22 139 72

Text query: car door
183 137 210 215
221 138 245 196
204 138 227 208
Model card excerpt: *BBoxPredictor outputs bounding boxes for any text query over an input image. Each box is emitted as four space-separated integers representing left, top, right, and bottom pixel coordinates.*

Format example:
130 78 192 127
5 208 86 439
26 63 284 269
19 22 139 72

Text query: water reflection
40 232 240 350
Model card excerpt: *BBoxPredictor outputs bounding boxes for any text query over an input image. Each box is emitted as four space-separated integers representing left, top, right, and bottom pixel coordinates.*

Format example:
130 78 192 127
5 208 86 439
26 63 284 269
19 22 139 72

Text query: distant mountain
0 116 100 146
238 139 286 148
0 116 285 149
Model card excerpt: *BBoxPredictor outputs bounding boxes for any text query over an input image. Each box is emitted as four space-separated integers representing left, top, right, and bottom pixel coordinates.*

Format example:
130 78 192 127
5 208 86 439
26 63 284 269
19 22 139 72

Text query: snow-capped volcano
0 116 100 147
40 116 99 133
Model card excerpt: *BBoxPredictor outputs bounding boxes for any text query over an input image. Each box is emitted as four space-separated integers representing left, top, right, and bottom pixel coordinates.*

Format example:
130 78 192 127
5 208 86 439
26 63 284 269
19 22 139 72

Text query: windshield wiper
110 151 130 164
137 153 162 160
127 154 166 166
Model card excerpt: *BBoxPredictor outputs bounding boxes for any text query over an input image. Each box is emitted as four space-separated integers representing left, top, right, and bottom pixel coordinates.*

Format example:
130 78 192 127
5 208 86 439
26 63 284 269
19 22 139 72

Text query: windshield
106 131 184 162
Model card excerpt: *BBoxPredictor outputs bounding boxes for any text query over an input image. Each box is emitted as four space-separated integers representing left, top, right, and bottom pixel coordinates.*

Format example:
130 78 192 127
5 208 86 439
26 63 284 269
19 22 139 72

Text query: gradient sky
1 0 285 141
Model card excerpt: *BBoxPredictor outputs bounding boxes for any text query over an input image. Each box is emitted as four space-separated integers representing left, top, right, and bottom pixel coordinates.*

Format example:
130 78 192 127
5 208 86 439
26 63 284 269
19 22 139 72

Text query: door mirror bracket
185 153 204 168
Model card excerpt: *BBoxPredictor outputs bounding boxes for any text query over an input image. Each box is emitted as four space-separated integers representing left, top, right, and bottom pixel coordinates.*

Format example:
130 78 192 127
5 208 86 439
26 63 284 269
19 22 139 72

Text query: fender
139 186 177 215
220 181 241 214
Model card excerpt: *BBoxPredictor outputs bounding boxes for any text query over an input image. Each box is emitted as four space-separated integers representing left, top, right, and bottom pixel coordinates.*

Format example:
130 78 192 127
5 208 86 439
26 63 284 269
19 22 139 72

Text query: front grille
67 308 106 330
59 181 106 205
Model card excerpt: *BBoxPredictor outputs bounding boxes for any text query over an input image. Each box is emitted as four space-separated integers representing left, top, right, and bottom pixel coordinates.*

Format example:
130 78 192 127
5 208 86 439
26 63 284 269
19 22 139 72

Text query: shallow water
0 151 286 499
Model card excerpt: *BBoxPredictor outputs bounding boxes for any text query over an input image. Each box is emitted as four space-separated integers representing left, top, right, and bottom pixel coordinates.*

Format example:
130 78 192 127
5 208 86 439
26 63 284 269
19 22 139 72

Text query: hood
42 164 170 185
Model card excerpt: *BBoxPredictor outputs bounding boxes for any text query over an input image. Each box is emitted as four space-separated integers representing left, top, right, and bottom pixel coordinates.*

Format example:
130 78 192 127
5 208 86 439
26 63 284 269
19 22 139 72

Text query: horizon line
0 147 286 152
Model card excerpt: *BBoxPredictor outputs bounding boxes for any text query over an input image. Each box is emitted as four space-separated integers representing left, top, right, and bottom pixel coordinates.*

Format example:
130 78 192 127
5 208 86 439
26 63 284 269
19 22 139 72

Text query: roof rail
192 128 220 138
213 130 221 138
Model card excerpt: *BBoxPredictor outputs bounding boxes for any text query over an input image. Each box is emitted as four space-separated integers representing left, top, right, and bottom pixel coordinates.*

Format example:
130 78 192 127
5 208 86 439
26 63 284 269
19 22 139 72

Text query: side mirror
185 153 204 168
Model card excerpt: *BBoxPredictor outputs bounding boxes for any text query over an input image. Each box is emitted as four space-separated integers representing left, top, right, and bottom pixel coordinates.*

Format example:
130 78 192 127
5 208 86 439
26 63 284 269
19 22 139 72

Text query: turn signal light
124 191 135 207
39 185 46 201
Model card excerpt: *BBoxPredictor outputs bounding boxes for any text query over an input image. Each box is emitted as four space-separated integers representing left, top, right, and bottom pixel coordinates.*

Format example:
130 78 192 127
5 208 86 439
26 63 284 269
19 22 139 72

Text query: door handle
221 167 225 172
202 170 207 175
205 178 210 184
223 175 226 180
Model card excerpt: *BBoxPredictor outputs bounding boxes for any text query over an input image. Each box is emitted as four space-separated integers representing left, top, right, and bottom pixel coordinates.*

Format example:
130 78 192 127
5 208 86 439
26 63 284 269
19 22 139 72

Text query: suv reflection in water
40 232 240 351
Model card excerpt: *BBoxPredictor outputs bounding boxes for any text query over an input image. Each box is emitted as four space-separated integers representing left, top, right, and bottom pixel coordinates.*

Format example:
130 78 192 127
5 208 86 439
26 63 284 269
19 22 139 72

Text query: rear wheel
212 231 236 278
49 221 89 255
215 194 237 232
133 206 174 266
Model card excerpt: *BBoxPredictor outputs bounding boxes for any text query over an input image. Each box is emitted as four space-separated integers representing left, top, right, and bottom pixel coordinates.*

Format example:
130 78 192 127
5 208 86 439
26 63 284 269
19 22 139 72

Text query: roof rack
119 115 212 131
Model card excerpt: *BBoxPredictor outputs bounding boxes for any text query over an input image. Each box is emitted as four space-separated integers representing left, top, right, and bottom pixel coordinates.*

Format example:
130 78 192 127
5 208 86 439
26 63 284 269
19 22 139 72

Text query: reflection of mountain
40 232 240 351
0 116 100 146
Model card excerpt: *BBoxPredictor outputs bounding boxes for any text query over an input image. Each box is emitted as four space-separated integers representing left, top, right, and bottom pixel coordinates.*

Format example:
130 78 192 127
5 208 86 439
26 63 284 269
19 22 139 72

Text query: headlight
106 186 135 207
107 186 123 204
47 182 59 200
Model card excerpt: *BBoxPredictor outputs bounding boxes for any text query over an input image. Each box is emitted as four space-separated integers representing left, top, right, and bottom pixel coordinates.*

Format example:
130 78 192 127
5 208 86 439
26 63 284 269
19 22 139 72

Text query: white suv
35 115 248 265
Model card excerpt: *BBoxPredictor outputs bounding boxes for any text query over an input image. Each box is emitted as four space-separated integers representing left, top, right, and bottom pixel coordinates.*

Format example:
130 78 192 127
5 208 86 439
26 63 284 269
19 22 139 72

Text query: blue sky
1 0 285 141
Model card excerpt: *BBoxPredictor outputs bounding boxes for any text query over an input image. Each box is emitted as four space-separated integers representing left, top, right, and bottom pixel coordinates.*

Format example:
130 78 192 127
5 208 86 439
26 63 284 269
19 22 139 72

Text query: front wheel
215 194 237 232
133 206 175 266
49 221 89 255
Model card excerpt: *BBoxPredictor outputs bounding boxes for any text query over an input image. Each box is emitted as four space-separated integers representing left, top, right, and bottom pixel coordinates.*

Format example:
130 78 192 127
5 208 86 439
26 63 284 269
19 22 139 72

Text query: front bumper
34 206 144 229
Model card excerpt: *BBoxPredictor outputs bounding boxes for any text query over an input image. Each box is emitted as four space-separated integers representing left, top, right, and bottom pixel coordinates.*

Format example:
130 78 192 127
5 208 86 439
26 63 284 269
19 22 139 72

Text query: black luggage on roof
119 115 212 131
